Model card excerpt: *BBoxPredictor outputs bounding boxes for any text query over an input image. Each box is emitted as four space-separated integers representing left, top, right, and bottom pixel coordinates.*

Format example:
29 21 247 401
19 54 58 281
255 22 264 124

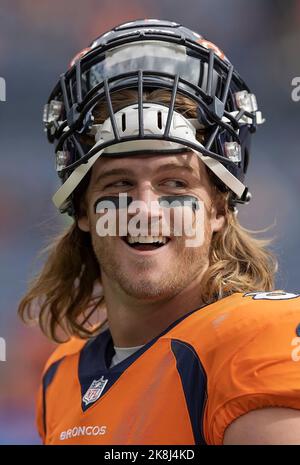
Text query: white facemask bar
52 103 247 211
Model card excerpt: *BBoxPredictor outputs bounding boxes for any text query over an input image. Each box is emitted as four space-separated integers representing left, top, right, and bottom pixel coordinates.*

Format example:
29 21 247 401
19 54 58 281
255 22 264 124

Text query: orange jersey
37 291 300 445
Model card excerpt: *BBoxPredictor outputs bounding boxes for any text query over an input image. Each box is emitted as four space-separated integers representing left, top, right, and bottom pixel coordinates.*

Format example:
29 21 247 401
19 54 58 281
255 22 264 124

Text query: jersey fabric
37 291 300 445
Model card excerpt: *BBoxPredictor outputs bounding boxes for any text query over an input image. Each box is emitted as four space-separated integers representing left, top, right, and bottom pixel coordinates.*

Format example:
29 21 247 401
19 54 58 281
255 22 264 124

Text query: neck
101 266 208 347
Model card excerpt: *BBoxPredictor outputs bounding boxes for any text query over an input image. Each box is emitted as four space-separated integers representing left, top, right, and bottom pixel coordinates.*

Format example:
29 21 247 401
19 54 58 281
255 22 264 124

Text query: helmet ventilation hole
121 113 126 132
157 111 162 130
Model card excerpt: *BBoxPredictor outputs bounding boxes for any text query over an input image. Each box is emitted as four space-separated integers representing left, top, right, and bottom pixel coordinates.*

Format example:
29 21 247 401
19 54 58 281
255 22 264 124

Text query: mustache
93 195 205 241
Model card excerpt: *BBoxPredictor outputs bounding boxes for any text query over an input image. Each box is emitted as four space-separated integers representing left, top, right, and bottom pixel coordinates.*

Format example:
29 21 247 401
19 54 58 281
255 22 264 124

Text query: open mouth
121 235 171 251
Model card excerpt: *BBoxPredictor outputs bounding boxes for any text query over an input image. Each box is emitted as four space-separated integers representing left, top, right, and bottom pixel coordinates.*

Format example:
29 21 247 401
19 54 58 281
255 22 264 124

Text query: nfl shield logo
82 376 108 406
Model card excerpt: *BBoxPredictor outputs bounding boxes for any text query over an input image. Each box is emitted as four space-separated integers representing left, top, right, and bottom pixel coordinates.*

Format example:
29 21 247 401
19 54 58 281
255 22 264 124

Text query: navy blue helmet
43 19 264 215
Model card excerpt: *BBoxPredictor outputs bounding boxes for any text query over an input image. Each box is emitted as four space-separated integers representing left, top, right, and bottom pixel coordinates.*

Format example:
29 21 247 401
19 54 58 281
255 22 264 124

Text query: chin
119 277 177 300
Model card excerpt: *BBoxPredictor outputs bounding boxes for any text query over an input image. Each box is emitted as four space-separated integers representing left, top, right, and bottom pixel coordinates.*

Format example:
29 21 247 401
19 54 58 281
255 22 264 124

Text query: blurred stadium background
0 0 299 444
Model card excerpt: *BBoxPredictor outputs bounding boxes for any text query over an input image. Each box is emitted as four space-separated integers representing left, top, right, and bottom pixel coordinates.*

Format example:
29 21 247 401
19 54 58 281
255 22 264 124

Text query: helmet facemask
43 26 264 215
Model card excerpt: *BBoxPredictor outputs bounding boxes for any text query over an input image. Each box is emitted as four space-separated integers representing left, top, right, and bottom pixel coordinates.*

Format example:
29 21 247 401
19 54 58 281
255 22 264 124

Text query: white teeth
127 236 168 244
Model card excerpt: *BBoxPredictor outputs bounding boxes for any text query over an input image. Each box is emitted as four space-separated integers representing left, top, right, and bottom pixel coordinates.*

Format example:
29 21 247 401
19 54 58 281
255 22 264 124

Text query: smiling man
19 19 300 445
78 152 221 336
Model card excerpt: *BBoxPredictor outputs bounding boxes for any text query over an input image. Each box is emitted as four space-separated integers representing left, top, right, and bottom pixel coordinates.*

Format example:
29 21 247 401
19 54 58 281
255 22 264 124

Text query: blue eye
106 180 132 188
162 180 187 188
113 181 130 187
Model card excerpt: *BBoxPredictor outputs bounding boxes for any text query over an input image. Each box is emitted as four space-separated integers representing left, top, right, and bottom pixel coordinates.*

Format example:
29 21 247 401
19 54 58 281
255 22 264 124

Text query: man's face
78 151 225 301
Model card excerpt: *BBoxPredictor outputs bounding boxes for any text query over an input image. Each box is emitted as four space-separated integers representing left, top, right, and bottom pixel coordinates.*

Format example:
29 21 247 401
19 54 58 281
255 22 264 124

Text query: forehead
91 151 206 178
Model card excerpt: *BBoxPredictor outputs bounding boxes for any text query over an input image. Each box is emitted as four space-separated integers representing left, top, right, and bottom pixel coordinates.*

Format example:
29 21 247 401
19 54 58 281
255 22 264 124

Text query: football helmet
43 19 264 215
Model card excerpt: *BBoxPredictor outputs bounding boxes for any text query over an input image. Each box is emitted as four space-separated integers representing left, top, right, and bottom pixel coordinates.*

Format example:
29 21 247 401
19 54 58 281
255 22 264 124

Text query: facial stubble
90 214 212 301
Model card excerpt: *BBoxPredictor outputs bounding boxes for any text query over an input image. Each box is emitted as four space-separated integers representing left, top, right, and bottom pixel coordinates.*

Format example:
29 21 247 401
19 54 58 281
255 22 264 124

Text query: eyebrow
156 163 194 174
94 168 134 184
94 163 195 184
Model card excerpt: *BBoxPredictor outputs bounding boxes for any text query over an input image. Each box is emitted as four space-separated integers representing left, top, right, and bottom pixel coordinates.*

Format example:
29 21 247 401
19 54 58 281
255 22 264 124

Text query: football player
18 19 300 445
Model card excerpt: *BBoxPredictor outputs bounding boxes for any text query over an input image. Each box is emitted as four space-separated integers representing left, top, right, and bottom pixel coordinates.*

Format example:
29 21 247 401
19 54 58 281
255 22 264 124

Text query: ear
209 197 226 233
77 196 90 232
73 170 93 232
77 213 90 232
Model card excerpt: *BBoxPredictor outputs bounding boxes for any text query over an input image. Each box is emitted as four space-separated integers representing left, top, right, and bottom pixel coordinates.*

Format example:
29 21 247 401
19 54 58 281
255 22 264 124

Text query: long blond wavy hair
18 89 278 342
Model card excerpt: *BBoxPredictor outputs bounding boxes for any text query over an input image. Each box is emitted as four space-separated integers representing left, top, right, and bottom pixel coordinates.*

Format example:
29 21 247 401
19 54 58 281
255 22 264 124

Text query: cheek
89 206 116 237
88 201 213 248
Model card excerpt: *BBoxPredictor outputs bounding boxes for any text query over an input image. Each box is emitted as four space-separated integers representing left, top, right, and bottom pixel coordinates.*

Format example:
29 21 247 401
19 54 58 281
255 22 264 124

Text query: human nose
127 185 162 228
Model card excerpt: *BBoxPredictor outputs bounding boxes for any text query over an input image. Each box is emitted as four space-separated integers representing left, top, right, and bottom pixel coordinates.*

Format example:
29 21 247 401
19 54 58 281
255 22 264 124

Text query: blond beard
91 218 212 301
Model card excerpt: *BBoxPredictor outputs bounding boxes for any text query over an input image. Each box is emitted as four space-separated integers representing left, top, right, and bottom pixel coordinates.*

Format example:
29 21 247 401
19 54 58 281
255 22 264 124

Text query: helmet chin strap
52 103 246 212
52 151 103 211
